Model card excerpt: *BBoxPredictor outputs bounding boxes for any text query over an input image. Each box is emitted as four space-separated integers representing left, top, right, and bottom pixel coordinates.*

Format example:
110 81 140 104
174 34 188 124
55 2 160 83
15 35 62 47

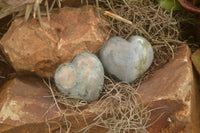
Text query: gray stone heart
54 52 104 102
99 35 154 83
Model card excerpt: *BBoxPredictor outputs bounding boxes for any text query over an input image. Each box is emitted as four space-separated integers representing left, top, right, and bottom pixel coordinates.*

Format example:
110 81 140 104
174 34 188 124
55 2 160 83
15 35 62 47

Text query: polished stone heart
99 35 154 83
54 53 104 102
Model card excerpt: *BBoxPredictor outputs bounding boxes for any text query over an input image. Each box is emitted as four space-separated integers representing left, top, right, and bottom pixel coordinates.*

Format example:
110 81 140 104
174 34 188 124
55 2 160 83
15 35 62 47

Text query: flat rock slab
0 44 196 133
0 76 61 132
0 76 105 133
0 6 107 78
138 44 193 132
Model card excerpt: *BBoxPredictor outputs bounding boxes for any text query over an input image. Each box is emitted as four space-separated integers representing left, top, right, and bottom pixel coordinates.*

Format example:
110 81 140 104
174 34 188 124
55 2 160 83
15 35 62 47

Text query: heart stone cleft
100 35 154 83
54 53 104 102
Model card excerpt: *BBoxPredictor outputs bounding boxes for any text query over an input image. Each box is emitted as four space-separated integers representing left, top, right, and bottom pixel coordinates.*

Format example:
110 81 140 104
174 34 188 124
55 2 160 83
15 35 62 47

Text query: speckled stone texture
54 53 104 102
100 35 154 83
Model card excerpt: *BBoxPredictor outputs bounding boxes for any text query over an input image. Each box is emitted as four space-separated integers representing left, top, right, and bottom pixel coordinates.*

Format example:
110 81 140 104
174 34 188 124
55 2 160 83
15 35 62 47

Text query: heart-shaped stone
99 35 154 83
54 52 104 102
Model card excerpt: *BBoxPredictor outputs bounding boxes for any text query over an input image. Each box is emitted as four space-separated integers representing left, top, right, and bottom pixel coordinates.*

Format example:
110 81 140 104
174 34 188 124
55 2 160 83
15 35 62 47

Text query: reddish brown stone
0 76 107 133
0 6 108 78
138 44 194 132
0 76 61 132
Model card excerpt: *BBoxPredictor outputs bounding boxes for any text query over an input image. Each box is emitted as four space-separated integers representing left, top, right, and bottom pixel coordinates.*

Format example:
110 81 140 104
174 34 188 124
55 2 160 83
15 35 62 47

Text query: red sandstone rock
0 6 107 78
0 76 105 133
138 44 194 132
0 76 61 132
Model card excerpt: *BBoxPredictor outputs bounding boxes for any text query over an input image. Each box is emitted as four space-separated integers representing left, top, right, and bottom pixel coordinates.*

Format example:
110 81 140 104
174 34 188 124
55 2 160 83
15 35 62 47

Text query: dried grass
0 0 62 28
42 0 192 133
0 0 194 132
45 76 166 133
97 0 183 68
78 76 151 133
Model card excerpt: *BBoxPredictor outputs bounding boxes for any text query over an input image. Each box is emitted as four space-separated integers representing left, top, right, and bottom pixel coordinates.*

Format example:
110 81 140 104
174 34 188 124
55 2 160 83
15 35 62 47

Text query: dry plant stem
0 76 5 78
104 11 133 25
163 39 175 59
25 4 33 22
45 0 50 21
37 6 44 27
105 0 116 13
0 1 29 19
46 120 62 133
43 78 91 133
50 0 57 11
78 76 153 133
0 0 61 28
129 1 178 67
43 79 62 113
96 0 103 23
43 79 73 133
57 0 61 8
33 0 42 18
125 27 135 39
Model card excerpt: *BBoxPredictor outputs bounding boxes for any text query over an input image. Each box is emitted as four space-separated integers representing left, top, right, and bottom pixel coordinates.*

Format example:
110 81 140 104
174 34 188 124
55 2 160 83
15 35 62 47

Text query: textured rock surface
138 44 194 132
0 76 106 133
100 35 153 83
0 6 107 78
55 53 104 102
0 76 61 133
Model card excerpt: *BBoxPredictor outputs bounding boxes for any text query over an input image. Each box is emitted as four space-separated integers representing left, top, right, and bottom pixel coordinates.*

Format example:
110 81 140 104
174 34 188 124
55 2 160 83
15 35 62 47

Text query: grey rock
54 52 104 102
99 35 154 83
